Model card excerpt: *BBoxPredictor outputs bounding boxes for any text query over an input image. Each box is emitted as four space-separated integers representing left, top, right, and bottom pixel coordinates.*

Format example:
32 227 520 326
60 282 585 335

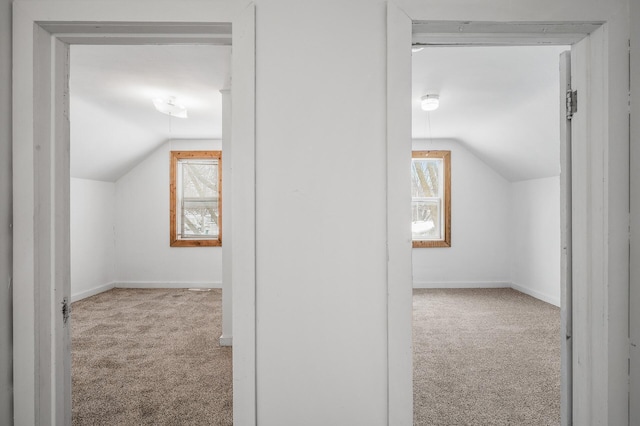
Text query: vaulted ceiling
70 44 566 182
70 44 231 181
412 45 568 181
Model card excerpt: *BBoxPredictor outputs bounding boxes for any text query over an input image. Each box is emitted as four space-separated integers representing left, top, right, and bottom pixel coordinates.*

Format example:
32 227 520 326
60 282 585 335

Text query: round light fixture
153 96 188 118
420 94 439 112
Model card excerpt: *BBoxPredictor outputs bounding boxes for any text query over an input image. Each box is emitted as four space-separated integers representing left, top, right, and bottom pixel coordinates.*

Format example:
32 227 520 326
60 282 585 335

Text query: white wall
115 139 222 287
6 0 634 425
0 0 12 421
410 140 561 306
70 178 117 301
509 176 561 306
256 2 388 423
412 139 511 288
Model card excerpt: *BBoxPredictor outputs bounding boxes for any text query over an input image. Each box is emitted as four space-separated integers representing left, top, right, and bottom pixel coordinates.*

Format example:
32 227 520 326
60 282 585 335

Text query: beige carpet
72 288 232 425
413 288 561 426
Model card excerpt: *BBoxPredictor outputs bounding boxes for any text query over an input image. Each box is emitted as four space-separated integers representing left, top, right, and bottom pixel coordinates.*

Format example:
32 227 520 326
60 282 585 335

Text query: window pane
177 158 219 240
182 202 219 238
170 151 222 247
412 158 441 198
411 150 450 247
180 160 218 199
412 199 441 240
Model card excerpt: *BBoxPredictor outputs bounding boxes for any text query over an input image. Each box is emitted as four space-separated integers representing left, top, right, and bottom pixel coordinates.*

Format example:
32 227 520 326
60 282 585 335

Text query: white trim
386 4 414 425
631 0 640 421
413 281 561 307
413 281 511 289
13 3 256 424
511 283 561 307
114 281 222 289
219 335 233 347
403 16 628 426
230 4 256 425
70 283 115 303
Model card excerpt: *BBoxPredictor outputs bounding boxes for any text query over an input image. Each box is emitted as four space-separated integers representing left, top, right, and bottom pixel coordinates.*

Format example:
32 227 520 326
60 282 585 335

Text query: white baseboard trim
219 334 233 347
115 281 222 289
510 283 560 307
71 282 116 303
413 281 511 289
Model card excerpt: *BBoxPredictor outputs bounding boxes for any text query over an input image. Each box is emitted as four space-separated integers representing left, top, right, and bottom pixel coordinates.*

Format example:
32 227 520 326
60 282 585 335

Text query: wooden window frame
412 150 451 248
170 150 222 247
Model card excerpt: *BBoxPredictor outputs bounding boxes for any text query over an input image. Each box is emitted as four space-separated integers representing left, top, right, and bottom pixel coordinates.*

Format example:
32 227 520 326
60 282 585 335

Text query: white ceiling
71 44 567 183
70 44 231 181
412 45 569 182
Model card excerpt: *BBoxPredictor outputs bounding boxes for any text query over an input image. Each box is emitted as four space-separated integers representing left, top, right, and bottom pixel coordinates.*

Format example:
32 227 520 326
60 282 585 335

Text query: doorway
404 21 614 426
385 11 621 425
410 43 568 424
12 6 256 424
68 43 232 422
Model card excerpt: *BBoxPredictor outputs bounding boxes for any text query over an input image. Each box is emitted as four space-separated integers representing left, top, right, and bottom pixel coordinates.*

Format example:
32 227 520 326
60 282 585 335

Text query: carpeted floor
413 288 561 426
72 288 232 425
73 287 559 425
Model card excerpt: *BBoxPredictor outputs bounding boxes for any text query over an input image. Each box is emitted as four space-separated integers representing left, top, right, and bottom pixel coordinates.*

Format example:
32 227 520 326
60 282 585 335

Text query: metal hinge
566 90 578 120
61 297 70 325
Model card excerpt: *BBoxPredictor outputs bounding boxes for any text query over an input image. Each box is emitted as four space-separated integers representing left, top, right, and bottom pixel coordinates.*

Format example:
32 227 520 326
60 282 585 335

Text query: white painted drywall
7 1 635 425
509 176 561 306
114 139 222 287
70 178 117 301
220 88 232 345
0 0 12 420
412 139 511 288
256 2 388 424
70 96 165 182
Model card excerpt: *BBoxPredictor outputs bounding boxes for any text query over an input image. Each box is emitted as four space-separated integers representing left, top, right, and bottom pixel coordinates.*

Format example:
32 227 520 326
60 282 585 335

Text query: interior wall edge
114 281 222 289
413 281 511 289
510 282 561 307
70 282 116 303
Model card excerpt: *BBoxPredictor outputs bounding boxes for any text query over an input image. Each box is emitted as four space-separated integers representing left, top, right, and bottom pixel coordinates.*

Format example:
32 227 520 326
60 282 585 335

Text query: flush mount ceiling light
152 96 188 118
421 94 440 112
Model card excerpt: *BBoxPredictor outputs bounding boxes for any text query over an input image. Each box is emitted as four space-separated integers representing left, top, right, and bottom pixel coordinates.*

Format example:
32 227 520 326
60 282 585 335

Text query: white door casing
12 2 256 424
406 18 628 426
559 49 573 426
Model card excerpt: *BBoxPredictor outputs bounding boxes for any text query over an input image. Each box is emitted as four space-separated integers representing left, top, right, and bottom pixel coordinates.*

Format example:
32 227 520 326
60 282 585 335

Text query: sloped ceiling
71 44 566 183
412 45 569 182
70 44 231 182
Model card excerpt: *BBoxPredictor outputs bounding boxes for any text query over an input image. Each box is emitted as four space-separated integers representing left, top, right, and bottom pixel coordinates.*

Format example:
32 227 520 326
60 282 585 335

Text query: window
411 150 451 248
170 151 222 247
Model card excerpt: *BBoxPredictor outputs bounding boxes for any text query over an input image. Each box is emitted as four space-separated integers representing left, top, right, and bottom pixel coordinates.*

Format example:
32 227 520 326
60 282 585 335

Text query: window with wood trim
170 151 222 247
411 150 451 248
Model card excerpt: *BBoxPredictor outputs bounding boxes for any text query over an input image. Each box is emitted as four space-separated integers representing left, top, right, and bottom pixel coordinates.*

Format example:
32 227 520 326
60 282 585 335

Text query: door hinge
61 297 70 325
566 89 578 120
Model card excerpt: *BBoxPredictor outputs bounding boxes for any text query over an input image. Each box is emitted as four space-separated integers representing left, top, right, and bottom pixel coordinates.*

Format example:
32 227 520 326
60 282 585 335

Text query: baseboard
510 283 560 307
413 281 511 289
115 281 222 289
71 282 116 303
219 334 233 347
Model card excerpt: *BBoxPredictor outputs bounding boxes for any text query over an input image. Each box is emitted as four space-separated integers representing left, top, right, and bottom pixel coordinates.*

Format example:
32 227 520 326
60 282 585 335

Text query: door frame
387 9 630 426
12 2 630 425
12 2 256 424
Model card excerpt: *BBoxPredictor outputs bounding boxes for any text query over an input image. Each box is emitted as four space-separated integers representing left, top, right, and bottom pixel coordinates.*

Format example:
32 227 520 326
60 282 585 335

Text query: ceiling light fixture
153 96 188 118
421 94 439 112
